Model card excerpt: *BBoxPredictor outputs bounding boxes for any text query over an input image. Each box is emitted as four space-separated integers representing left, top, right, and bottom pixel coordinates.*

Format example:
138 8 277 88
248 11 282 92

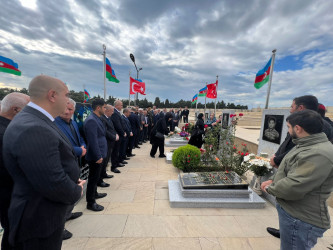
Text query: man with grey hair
3 75 85 249
0 92 30 250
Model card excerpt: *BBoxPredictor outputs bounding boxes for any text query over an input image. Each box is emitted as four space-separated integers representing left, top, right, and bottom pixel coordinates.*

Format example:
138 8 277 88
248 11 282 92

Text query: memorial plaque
179 171 248 190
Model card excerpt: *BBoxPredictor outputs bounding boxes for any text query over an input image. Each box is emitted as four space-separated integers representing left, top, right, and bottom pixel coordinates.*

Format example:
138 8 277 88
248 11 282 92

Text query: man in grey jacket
261 110 333 250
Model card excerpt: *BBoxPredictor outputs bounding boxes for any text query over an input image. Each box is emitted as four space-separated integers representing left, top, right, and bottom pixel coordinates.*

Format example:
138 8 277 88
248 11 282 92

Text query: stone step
180 183 252 198
165 141 188 147
168 180 266 209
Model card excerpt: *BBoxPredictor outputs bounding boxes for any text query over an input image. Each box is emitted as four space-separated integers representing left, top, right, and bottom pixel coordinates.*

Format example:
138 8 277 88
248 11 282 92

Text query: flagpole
204 82 207 122
195 93 198 114
128 70 131 106
265 49 276 109
214 75 218 115
102 44 106 101
83 84 85 103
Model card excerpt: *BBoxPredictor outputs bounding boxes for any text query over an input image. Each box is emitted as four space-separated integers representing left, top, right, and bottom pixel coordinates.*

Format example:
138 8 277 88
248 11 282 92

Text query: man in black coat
98 104 118 187
84 99 108 212
129 107 141 149
182 106 189 123
0 92 30 250
122 108 135 157
3 75 84 250
111 100 126 173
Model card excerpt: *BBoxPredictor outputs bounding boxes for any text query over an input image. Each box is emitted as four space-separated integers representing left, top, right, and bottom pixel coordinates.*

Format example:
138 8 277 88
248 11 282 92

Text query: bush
172 144 201 172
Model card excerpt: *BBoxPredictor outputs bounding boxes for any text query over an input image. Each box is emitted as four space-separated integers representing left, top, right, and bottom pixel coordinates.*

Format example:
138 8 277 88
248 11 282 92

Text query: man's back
3 106 81 244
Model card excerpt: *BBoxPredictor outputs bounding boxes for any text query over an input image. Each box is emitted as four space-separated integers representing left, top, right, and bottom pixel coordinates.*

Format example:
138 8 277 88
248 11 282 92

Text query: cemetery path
61 141 333 250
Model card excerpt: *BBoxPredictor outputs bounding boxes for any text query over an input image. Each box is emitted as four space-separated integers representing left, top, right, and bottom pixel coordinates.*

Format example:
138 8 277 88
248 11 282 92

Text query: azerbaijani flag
83 89 90 103
192 94 198 104
0 56 21 76
198 86 207 97
105 57 119 83
254 57 272 89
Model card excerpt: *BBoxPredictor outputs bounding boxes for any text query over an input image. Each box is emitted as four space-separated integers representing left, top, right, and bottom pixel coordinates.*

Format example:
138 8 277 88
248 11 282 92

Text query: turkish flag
130 77 146 95
206 82 217 99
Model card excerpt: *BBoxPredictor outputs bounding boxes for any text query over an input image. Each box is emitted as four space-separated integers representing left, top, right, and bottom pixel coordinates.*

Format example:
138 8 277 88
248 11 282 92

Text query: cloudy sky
0 0 332 108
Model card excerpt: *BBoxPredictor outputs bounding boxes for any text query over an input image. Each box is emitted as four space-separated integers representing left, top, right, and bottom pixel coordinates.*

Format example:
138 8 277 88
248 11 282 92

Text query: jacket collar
292 132 328 147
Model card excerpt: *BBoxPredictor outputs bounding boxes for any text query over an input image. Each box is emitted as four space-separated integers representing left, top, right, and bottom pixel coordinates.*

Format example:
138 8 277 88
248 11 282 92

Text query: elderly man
55 98 86 239
111 100 126 173
3 75 84 250
0 92 30 250
122 108 134 158
262 110 333 249
99 104 118 186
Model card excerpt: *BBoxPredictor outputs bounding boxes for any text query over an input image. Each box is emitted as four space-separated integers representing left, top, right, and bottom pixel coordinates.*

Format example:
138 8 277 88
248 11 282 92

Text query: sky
0 0 333 109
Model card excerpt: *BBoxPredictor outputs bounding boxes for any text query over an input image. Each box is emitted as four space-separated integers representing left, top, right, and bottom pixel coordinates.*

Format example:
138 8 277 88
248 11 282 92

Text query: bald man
3 75 85 250
0 92 30 250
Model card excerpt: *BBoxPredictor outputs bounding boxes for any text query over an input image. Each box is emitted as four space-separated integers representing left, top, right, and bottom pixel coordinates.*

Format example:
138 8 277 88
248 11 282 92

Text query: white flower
174 127 181 133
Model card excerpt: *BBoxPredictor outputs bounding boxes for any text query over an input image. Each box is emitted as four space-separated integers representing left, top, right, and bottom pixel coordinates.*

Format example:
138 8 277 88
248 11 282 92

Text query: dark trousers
12 226 63 250
111 140 120 168
183 116 188 123
119 137 127 160
135 130 140 146
143 126 148 141
127 136 135 155
148 125 152 140
99 142 114 183
0 187 11 250
86 162 102 204
139 128 144 142
150 138 165 156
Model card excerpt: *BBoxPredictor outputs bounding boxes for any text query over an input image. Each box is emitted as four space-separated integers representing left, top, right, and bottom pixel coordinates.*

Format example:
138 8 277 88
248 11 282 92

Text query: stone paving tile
218 237 252 250
199 237 222 250
101 190 136 203
84 237 153 250
133 188 155 203
247 237 280 250
233 215 279 237
155 188 169 200
105 202 154 215
66 215 127 237
152 237 201 250
62 237 89 250
118 181 155 190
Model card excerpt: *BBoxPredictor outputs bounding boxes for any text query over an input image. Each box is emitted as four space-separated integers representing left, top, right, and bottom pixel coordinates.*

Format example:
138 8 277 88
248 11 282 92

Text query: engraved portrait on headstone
222 113 229 129
262 115 283 144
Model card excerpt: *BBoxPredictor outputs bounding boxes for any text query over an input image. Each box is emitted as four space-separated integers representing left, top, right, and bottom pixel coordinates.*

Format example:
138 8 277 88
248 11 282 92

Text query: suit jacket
128 112 140 135
55 116 86 157
111 109 125 138
122 115 132 136
100 115 117 142
84 113 107 162
0 116 12 189
183 109 189 117
3 106 81 244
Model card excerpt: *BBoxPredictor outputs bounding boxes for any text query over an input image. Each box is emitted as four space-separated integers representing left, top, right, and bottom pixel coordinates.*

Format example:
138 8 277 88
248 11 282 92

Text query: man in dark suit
0 92 30 250
133 107 141 148
55 98 86 239
128 107 140 152
183 106 189 123
99 104 118 187
84 99 108 212
3 75 84 250
111 100 126 173
122 108 134 158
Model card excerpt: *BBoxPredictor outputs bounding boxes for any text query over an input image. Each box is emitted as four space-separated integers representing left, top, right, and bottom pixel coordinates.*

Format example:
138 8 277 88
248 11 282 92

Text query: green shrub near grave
172 144 201 172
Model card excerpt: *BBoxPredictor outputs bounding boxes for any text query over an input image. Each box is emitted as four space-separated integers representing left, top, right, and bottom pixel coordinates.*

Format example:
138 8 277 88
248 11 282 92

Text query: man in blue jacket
55 98 86 239
84 99 107 212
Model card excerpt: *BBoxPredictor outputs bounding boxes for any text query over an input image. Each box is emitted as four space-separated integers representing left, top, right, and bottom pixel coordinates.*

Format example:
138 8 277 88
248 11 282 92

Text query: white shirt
27 102 54 122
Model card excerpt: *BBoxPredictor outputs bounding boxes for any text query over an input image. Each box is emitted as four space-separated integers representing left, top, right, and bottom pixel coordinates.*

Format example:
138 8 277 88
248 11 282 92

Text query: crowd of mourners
1 75 333 250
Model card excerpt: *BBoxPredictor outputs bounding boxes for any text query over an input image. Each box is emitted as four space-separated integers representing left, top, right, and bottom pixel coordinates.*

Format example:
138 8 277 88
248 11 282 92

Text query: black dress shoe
95 192 107 199
121 161 128 164
150 155 155 158
111 168 121 173
103 174 114 179
159 154 166 158
66 212 83 221
267 227 280 238
124 157 130 160
87 203 104 211
138 142 143 145
97 182 110 188
62 229 73 240
117 163 125 167
135 146 141 148
127 154 136 157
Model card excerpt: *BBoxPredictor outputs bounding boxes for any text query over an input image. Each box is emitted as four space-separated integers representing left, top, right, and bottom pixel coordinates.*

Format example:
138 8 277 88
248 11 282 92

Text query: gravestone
221 109 235 129
195 110 211 121
253 109 290 204
165 135 188 147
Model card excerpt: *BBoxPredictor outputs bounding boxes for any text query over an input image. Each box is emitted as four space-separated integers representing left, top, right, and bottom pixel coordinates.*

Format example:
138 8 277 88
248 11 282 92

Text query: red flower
241 152 244 156
239 113 244 117
186 137 189 141
204 124 208 128
233 147 236 149
226 142 229 145
230 114 234 118
238 151 241 154
245 152 249 156
187 160 190 163
225 170 229 174
187 155 190 157
244 144 247 146
195 155 198 157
